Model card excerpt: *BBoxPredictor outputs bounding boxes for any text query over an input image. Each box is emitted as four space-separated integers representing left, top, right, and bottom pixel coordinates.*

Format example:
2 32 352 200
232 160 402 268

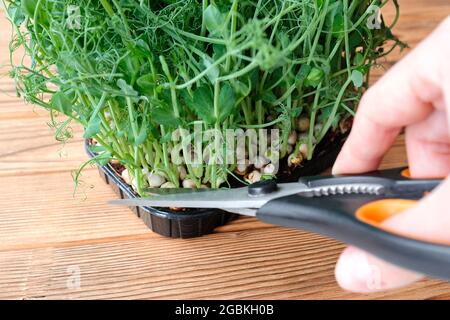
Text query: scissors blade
143 187 211 196
109 187 263 208
109 183 308 209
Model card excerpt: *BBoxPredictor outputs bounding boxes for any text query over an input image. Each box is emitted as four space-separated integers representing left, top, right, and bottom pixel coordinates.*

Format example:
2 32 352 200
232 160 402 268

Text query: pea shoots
4 0 404 194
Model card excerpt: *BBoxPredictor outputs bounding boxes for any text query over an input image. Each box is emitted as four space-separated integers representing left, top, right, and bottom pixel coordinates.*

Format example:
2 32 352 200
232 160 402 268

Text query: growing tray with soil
5 0 403 237
86 129 347 238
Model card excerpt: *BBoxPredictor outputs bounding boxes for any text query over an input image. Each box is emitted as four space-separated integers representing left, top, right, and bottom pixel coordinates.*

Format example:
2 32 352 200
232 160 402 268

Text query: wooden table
1 1 449 300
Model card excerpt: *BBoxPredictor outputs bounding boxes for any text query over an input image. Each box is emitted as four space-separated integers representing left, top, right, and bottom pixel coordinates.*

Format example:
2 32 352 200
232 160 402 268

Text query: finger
335 247 423 293
336 112 450 293
333 17 450 175
333 113 401 174
336 179 450 293
406 110 450 178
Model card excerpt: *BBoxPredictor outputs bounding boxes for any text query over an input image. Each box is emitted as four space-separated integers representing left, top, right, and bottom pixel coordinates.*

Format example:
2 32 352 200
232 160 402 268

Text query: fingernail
331 166 340 175
331 163 342 175
335 247 385 293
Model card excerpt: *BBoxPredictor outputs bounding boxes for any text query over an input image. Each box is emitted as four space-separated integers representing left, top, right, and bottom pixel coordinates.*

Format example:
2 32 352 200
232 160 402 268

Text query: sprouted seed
263 163 276 175
246 170 262 184
121 169 131 185
161 182 177 189
288 131 298 145
182 179 197 189
4 0 404 195
147 173 166 188
297 117 310 132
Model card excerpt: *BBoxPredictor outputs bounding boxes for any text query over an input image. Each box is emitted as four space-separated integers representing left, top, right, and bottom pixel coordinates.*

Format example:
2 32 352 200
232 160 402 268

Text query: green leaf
152 108 180 127
304 67 324 88
319 107 340 128
21 0 37 17
135 39 151 55
353 52 365 66
88 145 107 154
184 86 215 124
160 132 172 144
233 80 251 97
51 91 72 116
134 118 148 146
295 65 312 86
292 107 303 118
232 80 250 106
83 115 101 138
147 97 180 127
117 79 138 97
245 69 259 91
203 4 225 34
218 83 236 122
276 32 290 49
97 153 112 166
58 51 81 71
261 91 277 104
97 156 112 167
213 44 226 60
351 70 364 88
202 55 219 84
325 1 342 28
349 32 364 51
7 2 25 25
136 74 156 93
332 13 344 35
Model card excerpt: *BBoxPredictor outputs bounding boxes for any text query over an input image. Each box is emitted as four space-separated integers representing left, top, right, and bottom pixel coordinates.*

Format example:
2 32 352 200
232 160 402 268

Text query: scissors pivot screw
248 180 278 197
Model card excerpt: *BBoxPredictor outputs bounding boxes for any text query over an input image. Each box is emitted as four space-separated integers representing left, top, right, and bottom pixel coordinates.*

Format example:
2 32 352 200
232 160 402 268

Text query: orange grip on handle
356 199 417 226
401 168 445 180
401 168 411 178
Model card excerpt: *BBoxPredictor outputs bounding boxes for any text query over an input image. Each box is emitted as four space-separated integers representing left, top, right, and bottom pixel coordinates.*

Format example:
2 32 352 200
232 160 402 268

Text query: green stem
343 0 352 77
256 100 263 124
201 0 209 37
307 82 323 160
99 0 114 17
318 76 353 143
307 0 329 65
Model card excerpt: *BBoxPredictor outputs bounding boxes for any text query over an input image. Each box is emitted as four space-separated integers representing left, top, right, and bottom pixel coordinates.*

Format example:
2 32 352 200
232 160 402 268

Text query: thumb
335 179 450 293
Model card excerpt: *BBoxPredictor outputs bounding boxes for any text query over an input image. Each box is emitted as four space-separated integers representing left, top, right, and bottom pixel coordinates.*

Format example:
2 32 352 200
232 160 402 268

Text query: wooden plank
0 169 150 248
0 118 87 176
0 0 449 300
1 228 450 300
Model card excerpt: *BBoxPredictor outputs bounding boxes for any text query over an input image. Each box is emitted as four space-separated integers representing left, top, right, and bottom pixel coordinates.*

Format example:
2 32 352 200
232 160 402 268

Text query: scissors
110 167 450 281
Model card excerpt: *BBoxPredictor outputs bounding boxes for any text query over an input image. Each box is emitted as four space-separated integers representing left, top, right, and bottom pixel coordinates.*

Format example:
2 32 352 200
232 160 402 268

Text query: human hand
332 16 450 293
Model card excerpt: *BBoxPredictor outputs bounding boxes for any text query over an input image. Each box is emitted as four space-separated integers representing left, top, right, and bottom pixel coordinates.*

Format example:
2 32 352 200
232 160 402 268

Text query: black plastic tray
85 133 347 238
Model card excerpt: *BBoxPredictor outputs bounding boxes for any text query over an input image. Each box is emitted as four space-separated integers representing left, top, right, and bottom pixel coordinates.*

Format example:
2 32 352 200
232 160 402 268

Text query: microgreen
4 0 404 194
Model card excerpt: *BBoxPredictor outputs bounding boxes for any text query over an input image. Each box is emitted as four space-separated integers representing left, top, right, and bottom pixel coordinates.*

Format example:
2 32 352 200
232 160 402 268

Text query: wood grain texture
0 1 449 300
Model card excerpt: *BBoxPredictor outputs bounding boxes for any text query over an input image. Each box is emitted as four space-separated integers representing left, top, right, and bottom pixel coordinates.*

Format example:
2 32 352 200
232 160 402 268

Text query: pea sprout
3 0 404 194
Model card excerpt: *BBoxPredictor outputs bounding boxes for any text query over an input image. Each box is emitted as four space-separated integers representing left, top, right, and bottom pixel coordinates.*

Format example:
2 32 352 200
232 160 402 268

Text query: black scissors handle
256 167 450 281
